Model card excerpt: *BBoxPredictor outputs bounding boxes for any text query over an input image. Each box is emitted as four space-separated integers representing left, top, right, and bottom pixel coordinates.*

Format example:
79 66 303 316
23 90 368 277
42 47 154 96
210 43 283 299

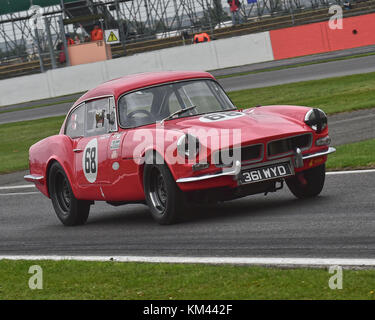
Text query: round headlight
177 134 200 159
304 108 327 133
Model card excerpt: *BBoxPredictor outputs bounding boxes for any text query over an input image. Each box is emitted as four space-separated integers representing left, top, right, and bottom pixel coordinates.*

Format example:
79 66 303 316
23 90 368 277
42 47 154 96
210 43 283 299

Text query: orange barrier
328 13 375 51
68 40 112 66
270 13 375 60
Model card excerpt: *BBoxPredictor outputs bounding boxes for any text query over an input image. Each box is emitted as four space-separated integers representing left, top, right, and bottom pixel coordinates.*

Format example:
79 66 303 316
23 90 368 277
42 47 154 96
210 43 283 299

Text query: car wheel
286 163 326 199
143 154 185 225
49 162 90 226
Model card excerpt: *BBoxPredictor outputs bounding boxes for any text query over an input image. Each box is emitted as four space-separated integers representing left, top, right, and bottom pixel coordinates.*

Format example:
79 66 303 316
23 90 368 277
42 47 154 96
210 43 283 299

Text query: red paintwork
28 71 331 202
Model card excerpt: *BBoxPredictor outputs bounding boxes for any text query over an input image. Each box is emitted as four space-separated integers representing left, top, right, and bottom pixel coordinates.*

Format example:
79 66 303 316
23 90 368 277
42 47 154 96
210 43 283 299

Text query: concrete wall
3 12 375 107
0 32 274 106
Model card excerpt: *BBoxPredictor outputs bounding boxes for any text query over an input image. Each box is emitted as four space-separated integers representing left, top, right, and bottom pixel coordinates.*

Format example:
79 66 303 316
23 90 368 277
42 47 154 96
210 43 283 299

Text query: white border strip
0 184 34 190
1 255 375 268
0 192 39 196
327 169 375 175
0 169 374 191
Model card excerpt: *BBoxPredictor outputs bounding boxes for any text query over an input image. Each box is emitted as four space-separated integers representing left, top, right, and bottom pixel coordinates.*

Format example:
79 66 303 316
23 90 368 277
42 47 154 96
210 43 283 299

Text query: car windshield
118 79 235 128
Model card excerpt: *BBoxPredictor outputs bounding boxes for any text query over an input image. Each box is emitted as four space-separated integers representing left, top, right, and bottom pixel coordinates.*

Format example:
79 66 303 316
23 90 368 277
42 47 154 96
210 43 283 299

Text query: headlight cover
304 108 327 133
177 134 200 159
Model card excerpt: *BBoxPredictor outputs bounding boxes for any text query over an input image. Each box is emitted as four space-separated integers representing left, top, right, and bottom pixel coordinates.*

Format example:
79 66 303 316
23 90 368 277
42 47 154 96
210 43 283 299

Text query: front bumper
176 147 336 183
24 174 44 184
300 147 336 160
176 161 241 183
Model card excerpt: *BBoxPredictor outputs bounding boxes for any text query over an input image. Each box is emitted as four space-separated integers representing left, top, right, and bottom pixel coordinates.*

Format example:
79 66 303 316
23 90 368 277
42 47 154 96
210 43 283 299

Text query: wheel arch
45 157 78 199
137 148 177 194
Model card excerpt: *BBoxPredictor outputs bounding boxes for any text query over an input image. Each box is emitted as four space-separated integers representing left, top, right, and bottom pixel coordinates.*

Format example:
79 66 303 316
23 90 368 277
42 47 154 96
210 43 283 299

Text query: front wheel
49 162 91 226
143 155 185 225
286 164 326 199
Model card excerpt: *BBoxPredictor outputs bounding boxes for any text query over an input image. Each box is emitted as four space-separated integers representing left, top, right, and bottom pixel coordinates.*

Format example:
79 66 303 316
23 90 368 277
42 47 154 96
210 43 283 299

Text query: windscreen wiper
160 105 197 125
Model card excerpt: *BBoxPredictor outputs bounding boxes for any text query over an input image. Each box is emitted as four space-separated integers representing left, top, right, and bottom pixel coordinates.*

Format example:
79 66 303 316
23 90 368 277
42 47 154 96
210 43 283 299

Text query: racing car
25 71 335 225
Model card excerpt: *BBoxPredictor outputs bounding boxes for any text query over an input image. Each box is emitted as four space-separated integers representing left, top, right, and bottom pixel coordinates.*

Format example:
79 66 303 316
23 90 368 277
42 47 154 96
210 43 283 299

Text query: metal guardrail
1 1 375 80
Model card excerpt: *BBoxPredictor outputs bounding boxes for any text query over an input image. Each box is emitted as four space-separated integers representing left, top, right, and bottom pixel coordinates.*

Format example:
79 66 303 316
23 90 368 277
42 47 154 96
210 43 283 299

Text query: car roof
73 71 215 107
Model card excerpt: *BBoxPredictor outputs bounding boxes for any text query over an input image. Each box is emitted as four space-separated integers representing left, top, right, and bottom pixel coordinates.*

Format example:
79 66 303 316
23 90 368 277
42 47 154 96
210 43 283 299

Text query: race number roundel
199 111 244 123
82 138 98 183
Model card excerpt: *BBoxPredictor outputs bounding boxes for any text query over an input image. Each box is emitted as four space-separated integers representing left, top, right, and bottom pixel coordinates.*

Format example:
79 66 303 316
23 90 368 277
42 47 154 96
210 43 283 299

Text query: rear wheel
286 164 326 199
49 162 90 226
143 154 185 225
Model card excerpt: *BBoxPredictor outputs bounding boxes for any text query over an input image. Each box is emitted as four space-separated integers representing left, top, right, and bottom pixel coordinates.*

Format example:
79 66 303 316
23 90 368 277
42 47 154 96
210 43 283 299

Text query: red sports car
25 71 335 225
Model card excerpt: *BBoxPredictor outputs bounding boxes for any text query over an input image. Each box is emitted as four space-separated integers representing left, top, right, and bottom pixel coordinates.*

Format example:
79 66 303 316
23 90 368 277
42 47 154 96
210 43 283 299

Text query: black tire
286 163 326 199
48 162 90 226
143 154 185 225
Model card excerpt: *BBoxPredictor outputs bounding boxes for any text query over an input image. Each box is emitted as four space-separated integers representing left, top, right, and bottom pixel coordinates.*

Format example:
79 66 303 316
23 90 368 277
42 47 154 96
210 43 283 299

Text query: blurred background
0 0 371 79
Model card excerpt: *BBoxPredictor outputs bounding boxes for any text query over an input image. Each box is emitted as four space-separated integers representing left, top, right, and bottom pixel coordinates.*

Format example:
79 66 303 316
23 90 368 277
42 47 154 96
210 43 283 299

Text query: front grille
241 144 263 163
214 144 263 167
267 134 312 158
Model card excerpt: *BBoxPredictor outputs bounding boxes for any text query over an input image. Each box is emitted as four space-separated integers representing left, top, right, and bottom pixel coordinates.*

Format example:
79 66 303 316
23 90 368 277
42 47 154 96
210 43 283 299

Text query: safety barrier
270 12 375 60
2 0 375 80
0 32 274 106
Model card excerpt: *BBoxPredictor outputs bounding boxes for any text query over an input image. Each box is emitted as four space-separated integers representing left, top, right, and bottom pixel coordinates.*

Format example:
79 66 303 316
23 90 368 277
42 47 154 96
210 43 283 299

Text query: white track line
0 169 374 191
0 192 39 196
0 255 375 268
0 184 34 190
327 169 375 175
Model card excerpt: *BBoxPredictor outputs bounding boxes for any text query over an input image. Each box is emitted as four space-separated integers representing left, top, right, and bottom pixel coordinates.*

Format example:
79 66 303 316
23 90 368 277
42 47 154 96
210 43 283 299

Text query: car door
65 102 86 189
74 97 112 194
104 97 124 184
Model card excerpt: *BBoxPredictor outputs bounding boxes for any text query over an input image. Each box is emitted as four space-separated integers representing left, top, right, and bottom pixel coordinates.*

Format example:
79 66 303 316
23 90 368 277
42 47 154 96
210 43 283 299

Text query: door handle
73 149 83 153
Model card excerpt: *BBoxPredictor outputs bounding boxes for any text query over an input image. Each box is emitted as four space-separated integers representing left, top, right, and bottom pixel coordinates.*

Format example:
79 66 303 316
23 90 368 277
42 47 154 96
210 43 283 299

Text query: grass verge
227 71 375 115
0 259 374 299
326 139 375 170
0 116 65 173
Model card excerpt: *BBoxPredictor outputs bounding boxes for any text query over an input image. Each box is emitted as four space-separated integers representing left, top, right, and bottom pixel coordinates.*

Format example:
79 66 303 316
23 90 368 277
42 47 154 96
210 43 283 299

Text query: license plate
240 162 292 184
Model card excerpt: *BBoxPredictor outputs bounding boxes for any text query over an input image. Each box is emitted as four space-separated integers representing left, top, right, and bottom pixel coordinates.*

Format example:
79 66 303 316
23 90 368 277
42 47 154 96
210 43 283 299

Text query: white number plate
240 162 292 184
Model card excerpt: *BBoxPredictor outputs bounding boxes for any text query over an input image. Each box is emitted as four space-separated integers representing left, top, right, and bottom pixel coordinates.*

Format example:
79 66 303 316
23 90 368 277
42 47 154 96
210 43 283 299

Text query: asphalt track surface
0 171 374 258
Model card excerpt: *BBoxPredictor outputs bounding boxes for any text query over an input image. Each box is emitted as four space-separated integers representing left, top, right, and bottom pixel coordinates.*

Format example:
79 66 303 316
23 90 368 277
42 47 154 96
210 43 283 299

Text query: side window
66 103 85 138
125 90 153 115
119 90 155 127
168 92 182 114
178 81 221 113
208 81 234 109
85 98 109 137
